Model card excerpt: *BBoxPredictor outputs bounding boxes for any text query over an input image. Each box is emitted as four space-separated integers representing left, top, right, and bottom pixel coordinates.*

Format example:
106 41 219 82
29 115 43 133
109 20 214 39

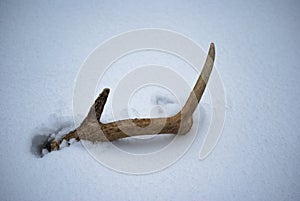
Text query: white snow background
0 0 299 200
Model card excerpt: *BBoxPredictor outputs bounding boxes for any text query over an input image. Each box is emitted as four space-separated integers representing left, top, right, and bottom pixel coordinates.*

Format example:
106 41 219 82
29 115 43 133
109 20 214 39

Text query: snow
1 0 300 200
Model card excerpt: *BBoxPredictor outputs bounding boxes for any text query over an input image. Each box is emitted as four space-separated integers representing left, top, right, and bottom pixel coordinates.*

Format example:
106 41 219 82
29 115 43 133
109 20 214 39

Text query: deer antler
42 43 215 154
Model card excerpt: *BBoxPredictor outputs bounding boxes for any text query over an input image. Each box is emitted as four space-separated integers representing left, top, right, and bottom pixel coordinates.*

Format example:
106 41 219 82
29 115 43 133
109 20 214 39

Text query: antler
43 43 215 154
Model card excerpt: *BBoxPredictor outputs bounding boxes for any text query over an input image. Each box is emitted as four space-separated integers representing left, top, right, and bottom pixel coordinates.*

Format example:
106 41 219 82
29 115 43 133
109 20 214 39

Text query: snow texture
0 0 300 200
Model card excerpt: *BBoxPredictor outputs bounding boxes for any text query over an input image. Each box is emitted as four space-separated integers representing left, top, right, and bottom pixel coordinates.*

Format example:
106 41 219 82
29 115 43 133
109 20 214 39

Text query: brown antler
43 43 215 153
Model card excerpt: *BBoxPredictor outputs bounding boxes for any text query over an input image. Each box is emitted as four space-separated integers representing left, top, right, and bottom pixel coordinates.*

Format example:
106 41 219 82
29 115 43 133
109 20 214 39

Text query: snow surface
1 0 300 200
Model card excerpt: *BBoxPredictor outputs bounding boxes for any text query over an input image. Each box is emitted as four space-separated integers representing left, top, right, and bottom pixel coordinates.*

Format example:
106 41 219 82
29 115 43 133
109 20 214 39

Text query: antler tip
103 88 110 94
209 43 215 59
